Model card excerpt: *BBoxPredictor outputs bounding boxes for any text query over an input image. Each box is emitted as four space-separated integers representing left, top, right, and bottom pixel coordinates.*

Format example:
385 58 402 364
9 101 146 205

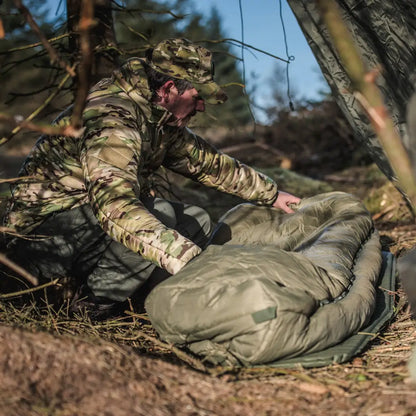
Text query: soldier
2 38 300 319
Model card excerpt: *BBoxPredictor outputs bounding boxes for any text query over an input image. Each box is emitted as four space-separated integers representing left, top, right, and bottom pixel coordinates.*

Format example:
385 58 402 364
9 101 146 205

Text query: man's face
162 84 205 127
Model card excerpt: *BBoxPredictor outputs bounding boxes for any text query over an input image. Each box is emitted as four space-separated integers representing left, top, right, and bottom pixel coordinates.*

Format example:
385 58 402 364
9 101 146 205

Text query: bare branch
13 0 75 77
0 113 84 145
0 33 70 55
315 0 416 215
0 16 5 39
1 49 49 76
0 227 18 235
198 38 291 64
6 83 60 102
71 0 95 129
0 69 74 145
0 278 60 299
111 3 186 20
221 82 245 89
0 227 53 242
0 252 38 286
120 22 149 42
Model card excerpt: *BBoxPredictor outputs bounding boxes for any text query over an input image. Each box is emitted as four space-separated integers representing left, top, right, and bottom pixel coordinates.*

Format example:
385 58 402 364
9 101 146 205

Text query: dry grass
0 284 415 415
1 164 416 414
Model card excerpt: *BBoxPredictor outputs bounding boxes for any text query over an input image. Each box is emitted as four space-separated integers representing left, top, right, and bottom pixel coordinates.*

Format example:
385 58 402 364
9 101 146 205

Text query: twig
121 23 149 42
0 70 78 146
0 227 52 242
7 83 60 100
0 33 70 54
0 113 84 144
0 50 50 76
124 310 152 322
0 227 19 238
221 82 245 89
0 252 38 286
0 49 48 76
112 4 186 20
123 311 208 373
2 68 71 135
0 17 4 39
0 278 60 299
13 0 75 77
134 330 208 373
71 0 94 129
198 38 290 64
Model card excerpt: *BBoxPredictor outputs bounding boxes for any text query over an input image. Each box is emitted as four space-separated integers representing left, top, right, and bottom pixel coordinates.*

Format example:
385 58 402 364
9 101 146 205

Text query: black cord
278 0 295 111
238 0 246 88
238 0 257 127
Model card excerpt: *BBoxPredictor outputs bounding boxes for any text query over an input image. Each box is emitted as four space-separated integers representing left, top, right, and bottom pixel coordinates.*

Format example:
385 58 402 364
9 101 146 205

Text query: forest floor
1 134 416 416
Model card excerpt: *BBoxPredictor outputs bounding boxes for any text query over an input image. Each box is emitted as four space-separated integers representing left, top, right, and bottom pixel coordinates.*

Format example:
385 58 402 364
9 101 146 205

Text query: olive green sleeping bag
145 192 382 366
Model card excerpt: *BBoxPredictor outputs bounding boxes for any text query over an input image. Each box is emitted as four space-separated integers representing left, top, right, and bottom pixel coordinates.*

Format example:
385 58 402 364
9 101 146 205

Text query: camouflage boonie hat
148 38 228 105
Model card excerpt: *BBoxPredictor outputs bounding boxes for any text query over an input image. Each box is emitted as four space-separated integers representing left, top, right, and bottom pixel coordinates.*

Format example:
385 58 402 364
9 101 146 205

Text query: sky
44 0 326 122
191 0 326 110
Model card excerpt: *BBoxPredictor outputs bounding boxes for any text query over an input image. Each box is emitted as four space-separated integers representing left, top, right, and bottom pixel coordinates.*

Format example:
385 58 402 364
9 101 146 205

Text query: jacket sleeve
164 128 279 205
80 96 201 275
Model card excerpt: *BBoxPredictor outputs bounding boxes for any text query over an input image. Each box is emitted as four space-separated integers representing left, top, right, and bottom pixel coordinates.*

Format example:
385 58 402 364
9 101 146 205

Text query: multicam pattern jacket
4 58 279 274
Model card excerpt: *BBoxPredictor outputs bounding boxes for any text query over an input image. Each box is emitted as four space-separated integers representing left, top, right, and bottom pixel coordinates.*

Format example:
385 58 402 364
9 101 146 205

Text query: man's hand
272 191 301 214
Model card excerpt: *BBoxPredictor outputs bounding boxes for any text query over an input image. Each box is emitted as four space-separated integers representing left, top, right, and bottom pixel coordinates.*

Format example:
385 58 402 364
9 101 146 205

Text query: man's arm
80 97 201 274
165 127 300 210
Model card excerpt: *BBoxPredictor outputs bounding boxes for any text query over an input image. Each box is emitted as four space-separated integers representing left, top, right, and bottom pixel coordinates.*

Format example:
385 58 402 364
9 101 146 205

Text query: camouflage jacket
4 58 279 274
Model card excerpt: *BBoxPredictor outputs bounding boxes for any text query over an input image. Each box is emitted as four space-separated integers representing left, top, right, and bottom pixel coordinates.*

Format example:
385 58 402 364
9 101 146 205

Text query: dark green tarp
287 1 416 181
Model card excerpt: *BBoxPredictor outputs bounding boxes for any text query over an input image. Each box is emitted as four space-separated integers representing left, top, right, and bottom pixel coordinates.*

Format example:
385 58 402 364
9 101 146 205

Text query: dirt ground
0 290 415 416
1 133 416 415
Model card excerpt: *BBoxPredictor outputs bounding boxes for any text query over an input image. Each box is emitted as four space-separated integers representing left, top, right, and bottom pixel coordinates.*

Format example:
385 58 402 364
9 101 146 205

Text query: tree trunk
67 0 119 86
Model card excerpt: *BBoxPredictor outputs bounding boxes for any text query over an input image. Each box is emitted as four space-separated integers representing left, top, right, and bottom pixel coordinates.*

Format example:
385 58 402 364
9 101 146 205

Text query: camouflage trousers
6 198 212 302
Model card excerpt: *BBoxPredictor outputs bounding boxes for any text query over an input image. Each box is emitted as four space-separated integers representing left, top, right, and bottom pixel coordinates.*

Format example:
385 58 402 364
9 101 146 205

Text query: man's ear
160 80 175 100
